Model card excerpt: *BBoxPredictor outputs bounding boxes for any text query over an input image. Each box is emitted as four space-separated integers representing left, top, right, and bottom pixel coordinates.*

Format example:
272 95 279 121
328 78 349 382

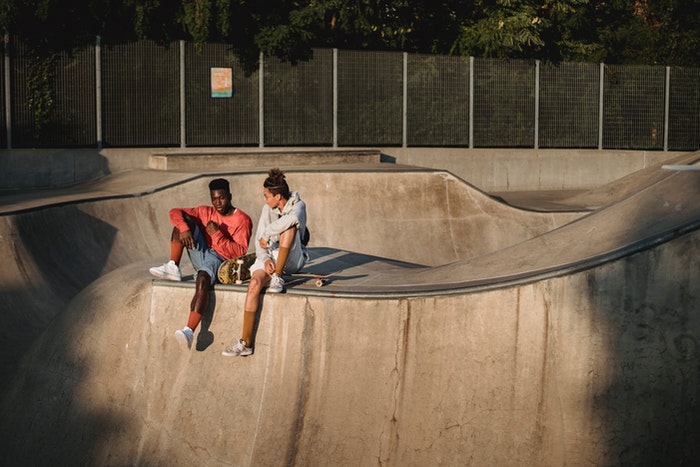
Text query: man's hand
179 230 195 249
206 221 219 234
259 237 269 249
264 259 275 275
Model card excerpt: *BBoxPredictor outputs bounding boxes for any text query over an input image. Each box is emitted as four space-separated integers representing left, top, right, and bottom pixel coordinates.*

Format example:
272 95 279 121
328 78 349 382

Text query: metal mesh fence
407 53 470 147
668 67 700 151
603 64 666 150
1 39 699 150
185 43 258 146
0 38 5 149
102 41 180 147
10 38 95 148
264 49 333 146
539 62 599 148
336 50 403 146
473 58 535 147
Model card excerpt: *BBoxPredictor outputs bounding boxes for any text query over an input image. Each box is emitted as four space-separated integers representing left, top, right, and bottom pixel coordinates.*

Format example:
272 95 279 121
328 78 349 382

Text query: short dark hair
208 178 230 193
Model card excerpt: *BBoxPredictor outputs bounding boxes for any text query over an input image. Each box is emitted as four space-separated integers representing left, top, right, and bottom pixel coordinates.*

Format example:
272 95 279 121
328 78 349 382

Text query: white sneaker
174 327 194 349
268 273 285 293
149 260 182 281
221 339 253 357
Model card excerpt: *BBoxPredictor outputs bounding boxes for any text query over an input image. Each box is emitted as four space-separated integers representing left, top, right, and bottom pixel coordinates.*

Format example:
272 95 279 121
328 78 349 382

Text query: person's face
210 189 232 214
263 188 282 210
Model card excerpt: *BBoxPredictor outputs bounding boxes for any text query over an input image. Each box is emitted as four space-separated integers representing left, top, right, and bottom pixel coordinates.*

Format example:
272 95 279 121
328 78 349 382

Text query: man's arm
169 207 200 232
262 200 306 242
210 211 253 259
169 207 201 249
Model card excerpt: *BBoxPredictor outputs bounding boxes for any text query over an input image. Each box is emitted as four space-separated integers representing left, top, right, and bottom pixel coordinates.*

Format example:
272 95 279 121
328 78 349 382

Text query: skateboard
217 253 256 284
286 272 337 288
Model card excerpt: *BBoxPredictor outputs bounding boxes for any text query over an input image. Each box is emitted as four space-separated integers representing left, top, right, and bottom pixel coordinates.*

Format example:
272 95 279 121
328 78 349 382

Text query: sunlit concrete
0 153 699 465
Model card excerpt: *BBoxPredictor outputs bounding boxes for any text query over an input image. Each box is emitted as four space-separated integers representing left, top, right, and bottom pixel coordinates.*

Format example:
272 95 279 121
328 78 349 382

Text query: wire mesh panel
0 38 6 148
539 62 599 148
407 53 470 147
264 49 333 146
185 43 258 146
473 58 535 147
102 41 179 147
10 38 96 148
603 65 665 150
668 67 700 151
337 50 403 146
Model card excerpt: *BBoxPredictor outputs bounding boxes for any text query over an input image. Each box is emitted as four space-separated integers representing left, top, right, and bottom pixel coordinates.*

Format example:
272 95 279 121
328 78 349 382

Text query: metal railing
3 37 699 150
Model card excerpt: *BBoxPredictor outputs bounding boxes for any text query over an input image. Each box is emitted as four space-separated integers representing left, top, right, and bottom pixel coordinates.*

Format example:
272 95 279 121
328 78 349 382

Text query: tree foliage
0 0 697 70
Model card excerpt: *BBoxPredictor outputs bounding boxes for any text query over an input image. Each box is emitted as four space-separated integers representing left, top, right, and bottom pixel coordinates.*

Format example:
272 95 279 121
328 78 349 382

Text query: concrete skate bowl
1 158 699 466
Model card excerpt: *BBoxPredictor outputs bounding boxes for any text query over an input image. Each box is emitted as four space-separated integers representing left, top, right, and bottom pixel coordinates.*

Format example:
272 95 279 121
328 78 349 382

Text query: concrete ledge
0 148 109 190
382 147 690 191
2 146 692 192
149 148 382 171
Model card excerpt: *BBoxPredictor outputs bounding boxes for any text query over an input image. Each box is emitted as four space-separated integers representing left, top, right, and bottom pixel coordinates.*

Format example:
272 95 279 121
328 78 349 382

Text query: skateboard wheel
315 279 324 287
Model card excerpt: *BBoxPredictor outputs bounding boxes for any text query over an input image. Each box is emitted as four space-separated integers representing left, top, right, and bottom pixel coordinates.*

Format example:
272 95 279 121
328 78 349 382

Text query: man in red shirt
149 178 252 349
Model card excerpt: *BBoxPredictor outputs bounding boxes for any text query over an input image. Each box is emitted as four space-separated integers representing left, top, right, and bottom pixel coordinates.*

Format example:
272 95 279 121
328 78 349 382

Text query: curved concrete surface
0 166 581 385
1 157 699 465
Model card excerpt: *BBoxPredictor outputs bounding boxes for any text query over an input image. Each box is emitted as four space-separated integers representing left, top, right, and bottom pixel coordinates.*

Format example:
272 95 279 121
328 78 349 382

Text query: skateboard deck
218 253 256 284
285 271 338 288
219 255 340 289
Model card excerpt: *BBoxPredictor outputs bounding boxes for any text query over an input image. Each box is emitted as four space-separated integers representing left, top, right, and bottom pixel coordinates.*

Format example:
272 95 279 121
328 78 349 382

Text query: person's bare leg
185 271 211 331
241 269 271 345
169 227 185 265
274 227 297 275
169 214 197 265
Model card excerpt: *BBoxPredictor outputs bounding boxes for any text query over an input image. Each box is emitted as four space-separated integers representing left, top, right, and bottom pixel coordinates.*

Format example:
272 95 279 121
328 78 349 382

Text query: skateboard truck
234 258 244 285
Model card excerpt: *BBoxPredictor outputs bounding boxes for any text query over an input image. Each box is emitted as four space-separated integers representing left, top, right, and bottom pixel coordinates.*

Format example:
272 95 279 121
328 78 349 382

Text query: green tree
0 0 697 68
643 0 700 66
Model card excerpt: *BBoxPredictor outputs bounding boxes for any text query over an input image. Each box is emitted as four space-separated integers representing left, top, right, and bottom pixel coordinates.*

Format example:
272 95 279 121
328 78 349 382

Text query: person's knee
247 274 266 293
196 270 211 288
170 226 182 242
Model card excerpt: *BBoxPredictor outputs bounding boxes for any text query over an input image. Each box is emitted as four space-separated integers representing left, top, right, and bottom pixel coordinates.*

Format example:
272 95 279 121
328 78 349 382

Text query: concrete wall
1 226 698 465
1 165 698 465
0 147 688 192
381 147 686 192
0 170 578 389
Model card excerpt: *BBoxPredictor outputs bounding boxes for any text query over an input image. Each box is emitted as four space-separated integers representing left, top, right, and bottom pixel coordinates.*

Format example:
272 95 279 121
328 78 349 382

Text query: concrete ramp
1 159 699 465
0 166 580 386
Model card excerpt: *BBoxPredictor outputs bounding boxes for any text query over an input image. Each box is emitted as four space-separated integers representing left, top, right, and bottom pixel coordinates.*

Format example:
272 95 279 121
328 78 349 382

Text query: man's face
210 189 232 214
263 188 281 210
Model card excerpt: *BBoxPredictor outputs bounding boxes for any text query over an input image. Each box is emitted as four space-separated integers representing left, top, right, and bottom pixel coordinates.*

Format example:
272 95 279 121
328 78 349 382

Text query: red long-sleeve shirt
169 206 252 260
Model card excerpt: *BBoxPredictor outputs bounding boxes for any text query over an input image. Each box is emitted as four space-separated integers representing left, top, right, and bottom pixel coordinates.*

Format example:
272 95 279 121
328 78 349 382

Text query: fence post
664 66 670 151
95 36 102 149
259 51 264 148
4 33 11 149
180 40 186 148
534 59 540 149
469 56 474 149
402 52 407 148
333 48 338 148
598 62 604 150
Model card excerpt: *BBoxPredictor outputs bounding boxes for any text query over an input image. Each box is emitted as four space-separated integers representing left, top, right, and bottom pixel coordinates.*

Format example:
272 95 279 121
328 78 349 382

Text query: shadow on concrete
196 293 217 351
589 228 700 464
0 206 117 393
